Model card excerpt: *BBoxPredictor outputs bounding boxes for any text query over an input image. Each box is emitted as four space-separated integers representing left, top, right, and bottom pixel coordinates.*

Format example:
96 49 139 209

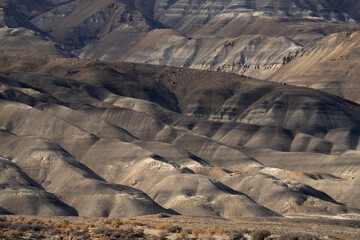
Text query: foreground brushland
0 55 359 221
0 214 359 239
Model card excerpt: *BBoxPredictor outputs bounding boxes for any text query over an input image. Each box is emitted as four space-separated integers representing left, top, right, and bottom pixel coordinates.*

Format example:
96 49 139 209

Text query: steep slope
31 0 160 50
0 156 78 216
0 7 42 30
0 0 53 17
0 6 72 57
0 27 72 57
270 31 360 104
0 123 169 218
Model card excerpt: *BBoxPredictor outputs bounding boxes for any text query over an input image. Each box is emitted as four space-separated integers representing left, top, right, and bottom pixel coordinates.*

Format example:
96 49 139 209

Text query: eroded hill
30 0 360 80
0 55 359 219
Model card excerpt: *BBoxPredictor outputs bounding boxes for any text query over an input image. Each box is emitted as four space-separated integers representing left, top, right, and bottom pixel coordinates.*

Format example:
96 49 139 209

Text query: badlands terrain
0 0 360 239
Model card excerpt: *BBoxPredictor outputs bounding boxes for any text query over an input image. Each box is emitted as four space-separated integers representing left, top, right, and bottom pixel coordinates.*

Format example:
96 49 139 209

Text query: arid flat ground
1 214 360 239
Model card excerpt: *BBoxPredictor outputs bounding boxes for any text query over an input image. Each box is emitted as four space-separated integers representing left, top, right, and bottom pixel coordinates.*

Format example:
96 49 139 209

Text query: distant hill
270 31 360 104
0 6 72 57
0 0 360 102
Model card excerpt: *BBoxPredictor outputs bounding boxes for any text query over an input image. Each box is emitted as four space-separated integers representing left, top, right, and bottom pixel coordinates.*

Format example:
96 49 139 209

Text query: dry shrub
206 227 217 235
156 222 170 230
227 230 247 240
34 220 44 225
32 224 43 232
44 219 52 225
73 224 81 230
183 228 192 234
81 222 95 232
278 232 319 240
103 218 112 225
16 216 26 221
54 222 68 228
11 223 44 232
92 224 109 235
120 224 134 234
192 227 207 236
24 219 34 225
134 226 144 233
133 227 145 238
158 230 167 240
9 223 29 231
200 236 216 240
157 213 170 218
111 218 123 228
82 225 89 233
252 230 271 240
178 230 188 239
166 225 182 233
4 230 22 237
205 227 226 235
87 222 96 228
122 219 139 226
51 229 61 235
111 231 122 238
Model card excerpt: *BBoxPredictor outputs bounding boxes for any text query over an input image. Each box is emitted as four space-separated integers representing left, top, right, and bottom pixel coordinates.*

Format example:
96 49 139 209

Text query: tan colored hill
152 0 360 33
0 0 53 17
16 0 359 81
0 155 78 216
270 31 360 104
0 0 359 222
0 55 359 219
1 0 360 95
31 0 158 50
0 27 72 57
74 15 360 80
0 6 72 57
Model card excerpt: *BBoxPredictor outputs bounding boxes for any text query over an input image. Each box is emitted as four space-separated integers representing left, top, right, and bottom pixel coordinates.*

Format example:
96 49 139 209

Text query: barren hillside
0 55 359 220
